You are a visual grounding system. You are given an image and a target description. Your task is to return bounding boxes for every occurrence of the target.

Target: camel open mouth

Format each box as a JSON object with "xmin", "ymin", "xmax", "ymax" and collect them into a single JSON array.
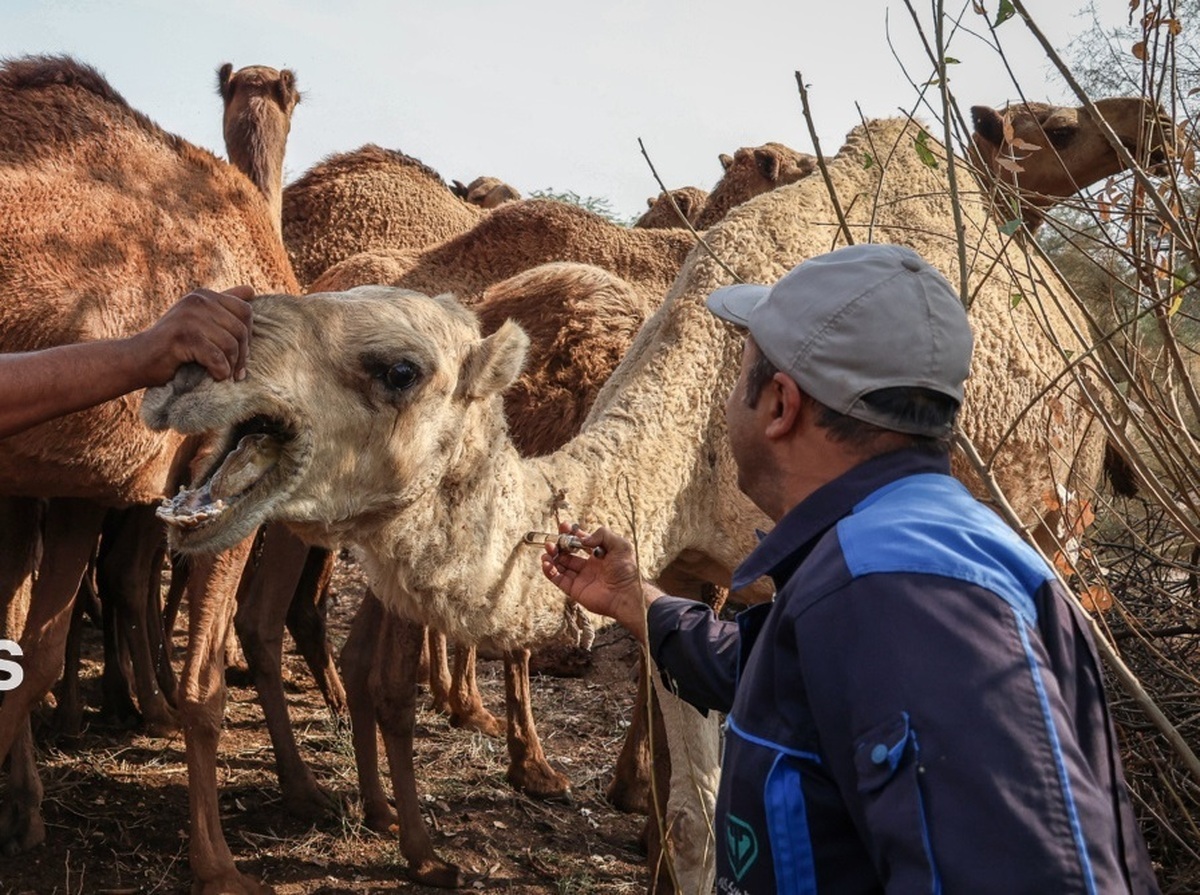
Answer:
[{"xmin": 157, "ymin": 414, "xmax": 294, "ymax": 542}]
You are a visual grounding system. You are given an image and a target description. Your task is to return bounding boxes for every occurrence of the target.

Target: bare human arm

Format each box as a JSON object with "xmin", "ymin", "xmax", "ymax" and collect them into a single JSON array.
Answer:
[
  {"xmin": 540, "ymin": 522, "xmax": 665, "ymax": 643},
  {"xmin": 0, "ymin": 286, "xmax": 253, "ymax": 439}
]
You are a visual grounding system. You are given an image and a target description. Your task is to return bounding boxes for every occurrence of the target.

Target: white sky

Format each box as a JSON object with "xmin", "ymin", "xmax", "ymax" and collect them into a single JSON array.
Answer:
[{"xmin": 2, "ymin": 1, "xmax": 1133, "ymax": 221}]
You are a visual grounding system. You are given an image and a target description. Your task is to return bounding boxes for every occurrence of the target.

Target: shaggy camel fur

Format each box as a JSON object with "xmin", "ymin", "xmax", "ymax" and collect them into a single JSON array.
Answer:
[
  {"xmin": 633, "ymin": 186, "xmax": 709, "ymax": 229},
  {"xmin": 218, "ymin": 62, "xmax": 300, "ymax": 237},
  {"xmin": 0, "ymin": 54, "xmax": 296, "ymax": 886},
  {"xmin": 693, "ymin": 141, "xmax": 817, "ymax": 228},
  {"xmin": 143, "ymin": 104, "xmax": 1176, "ymax": 892},
  {"xmin": 451, "ymin": 175, "xmax": 521, "ymax": 208},
  {"xmin": 281, "ymin": 144, "xmax": 482, "ymax": 286}
]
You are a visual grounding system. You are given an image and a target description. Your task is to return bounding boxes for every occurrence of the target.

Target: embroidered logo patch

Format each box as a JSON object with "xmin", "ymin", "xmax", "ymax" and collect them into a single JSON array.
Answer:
[{"xmin": 725, "ymin": 814, "xmax": 759, "ymax": 881}]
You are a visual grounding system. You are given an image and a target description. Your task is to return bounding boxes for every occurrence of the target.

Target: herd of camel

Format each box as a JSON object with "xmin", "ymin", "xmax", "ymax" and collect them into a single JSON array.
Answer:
[{"xmin": 0, "ymin": 53, "xmax": 1183, "ymax": 894}]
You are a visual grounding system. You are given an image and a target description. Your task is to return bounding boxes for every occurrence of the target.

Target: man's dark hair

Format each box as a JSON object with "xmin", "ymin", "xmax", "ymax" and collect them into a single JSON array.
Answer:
[{"xmin": 743, "ymin": 342, "xmax": 958, "ymax": 454}]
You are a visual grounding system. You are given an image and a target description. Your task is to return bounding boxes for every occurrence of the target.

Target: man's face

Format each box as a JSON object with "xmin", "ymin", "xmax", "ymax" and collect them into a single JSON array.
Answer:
[{"xmin": 725, "ymin": 337, "xmax": 763, "ymax": 499}]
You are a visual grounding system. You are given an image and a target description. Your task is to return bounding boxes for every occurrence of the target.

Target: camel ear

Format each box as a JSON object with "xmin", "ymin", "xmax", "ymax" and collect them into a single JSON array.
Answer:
[
  {"xmin": 755, "ymin": 148, "xmax": 781, "ymax": 182},
  {"xmin": 458, "ymin": 320, "xmax": 529, "ymax": 399},
  {"xmin": 675, "ymin": 193, "xmax": 694, "ymax": 216},
  {"xmin": 971, "ymin": 105, "xmax": 1004, "ymax": 147},
  {"xmin": 646, "ymin": 196, "xmax": 655, "ymax": 209},
  {"xmin": 216, "ymin": 63, "xmax": 234, "ymax": 100},
  {"xmin": 718, "ymin": 153, "xmax": 734, "ymax": 171},
  {"xmin": 451, "ymin": 180, "xmax": 469, "ymax": 199},
  {"xmin": 276, "ymin": 69, "xmax": 300, "ymax": 108}
]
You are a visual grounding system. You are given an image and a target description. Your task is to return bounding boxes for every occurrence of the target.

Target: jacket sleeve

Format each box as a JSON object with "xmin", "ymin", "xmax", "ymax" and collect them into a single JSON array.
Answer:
[{"xmin": 646, "ymin": 595, "xmax": 740, "ymax": 713}]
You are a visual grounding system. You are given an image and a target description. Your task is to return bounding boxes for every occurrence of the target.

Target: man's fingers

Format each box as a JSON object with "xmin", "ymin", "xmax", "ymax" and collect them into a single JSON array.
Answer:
[{"xmin": 221, "ymin": 284, "xmax": 255, "ymax": 301}]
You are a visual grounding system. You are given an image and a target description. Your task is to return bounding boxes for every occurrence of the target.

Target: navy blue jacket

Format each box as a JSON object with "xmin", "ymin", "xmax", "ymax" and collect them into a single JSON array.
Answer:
[{"xmin": 648, "ymin": 449, "xmax": 1158, "ymax": 894}]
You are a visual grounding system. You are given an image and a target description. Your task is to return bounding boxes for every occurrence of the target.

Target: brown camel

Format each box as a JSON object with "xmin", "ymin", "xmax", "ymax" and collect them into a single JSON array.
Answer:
[
  {"xmin": 451, "ymin": 175, "xmax": 521, "ymax": 208},
  {"xmin": 0, "ymin": 55, "xmax": 297, "ymax": 895},
  {"xmin": 218, "ymin": 62, "xmax": 301, "ymax": 236},
  {"xmin": 971, "ymin": 97, "xmax": 1177, "ymax": 228},
  {"xmin": 633, "ymin": 186, "xmax": 709, "ymax": 229},
  {"xmin": 693, "ymin": 141, "xmax": 817, "ymax": 228},
  {"xmin": 281, "ymin": 144, "xmax": 483, "ymax": 286},
  {"xmin": 311, "ymin": 197, "xmax": 695, "ymax": 308}
]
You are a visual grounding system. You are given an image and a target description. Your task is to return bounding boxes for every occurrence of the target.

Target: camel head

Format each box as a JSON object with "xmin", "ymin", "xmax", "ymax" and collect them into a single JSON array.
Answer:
[
  {"xmin": 141, "ymin": 287, "xmax": 529, "ymax": 554},
  {"xmin": 970, "ymin": 96, "xmax": 1179, "ymax": 227},
  {"xmin": 451, "ymin": 176, "xmax": 521, "ymax": 209},
  {"xmin": 634, "ymin": 186, "xmax": 709, "ymax": 229},
  {"xmin": 217, "ymin": 62, "xmax": 301, "ymax": 232},
  {"xmin": 694, "ymin": 142, "xmax": 817, "ymax": 228}
]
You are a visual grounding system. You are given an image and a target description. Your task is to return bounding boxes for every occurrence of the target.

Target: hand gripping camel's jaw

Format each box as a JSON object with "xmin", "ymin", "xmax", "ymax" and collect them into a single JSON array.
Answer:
[{"xmin": 156, "ymin": 431, "xmax": 282, "ymax": 532}]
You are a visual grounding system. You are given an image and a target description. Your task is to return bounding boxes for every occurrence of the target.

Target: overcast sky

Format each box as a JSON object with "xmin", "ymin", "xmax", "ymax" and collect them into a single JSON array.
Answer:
[{"xmin": 3, "ymin": 1, "xmax": 1132, "ymax": 221}]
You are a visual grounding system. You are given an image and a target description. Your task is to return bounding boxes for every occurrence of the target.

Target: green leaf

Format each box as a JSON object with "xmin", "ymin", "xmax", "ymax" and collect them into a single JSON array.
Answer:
[
  {"xmin": 862, "ymin": 152, "xmax": 875, "ymax": 170},
  {"xmin": 995, "ymin": 0, "xmax": 1016, "ymax": 25},
  {"xmin": 1168, "ymin": 292, "xmax": 1184, "ymax": 317},
  {"xmin": 1010, "ymin": 292, "xmax": 1024, "ymax": 308},
  {"xmin": 943, "ymin": 56, "xmax": 961, "ymax": 64},
  {"xmin": 914, "ymin": 130, "xmax": 938, "ymax": 169},
  {"xmin": 999, "ymin": 219, "xmax": 1022, "ymax": 235}
]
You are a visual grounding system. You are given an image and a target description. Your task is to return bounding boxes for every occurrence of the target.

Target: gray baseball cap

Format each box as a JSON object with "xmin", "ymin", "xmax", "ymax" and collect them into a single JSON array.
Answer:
[{"xmin": 707, "ymin": 243, "xmax": 973, "ymax": 436}]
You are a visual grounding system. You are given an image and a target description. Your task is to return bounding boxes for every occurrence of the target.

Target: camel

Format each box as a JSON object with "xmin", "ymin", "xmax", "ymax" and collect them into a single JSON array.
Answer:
[
  {"xmin": 311, "ymin": 198, "xmax": 695, "ymax": 308},
  {"xmin": 971, "ymin": 97, "xmax": 1177, "ymax": 228},
  {"xmin": 218, "ymin": 62, "xmax": 300, "ymax": 237},
  {"xmin": 633, "ymin": 186, "xmax": 709, "ymax": 229},
  {"xmin": 0, "ymin": 53, "xmax": 297, "ymax": 878},
  {"xmin": 54, "ymin": 61, "xmax": 307, "ymax": 735},
  {"xmin": 693, "ymin": 141, "xmax": 817, "ymax": 228},
  {"xmin": 451, "ymin": 175, "xmax": 521, "ymax": 208},
  {"xmin": 142, "ymin": 95, "xmax": 1178, "ymax": 891},
  {"xmin": 281, "ymin": 145, "xmax": 483, "ymax": 286}
]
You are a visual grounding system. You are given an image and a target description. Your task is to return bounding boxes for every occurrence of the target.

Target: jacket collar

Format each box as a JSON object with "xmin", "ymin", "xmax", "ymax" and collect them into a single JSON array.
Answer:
[{"xmin": 731, "ymin": 447, "xmax": 953, "ymax": 591}]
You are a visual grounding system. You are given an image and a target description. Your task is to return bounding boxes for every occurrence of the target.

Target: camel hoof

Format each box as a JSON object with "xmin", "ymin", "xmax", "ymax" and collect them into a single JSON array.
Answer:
[
  {"xmin": 191, "ymin": 871, "xmax": 275, "ymax": 895},
  {"xmin": 362, "ymin": 802, "xmax": 399, "ymax": 834},
  {"xmin": 449, "ymin": 708, "xmax": 505, "ymax": 739},
  {"xmin": 507, "ymin": 762, "xmax": 572, "ymax": 802},
  {"xmin": 282, "ymin": 782, "xmax": 344, "ymax": 821},
  {"xmin": 406, "ymin": 858, "xmax": 469, "ymax": 889},
  {"xmin": 0, "ymin": 804, "xmax": 46, "ymax": 855}
]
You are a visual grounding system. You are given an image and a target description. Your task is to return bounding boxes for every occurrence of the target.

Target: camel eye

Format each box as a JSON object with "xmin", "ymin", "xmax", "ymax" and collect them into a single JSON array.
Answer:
[
  {"xmin": 383, "ymin": 361, "xmax": 420, "ymax": 391},
  {"xmin": 1045, "ymin": 127, "xmax": 1074, "ymax": 150}
]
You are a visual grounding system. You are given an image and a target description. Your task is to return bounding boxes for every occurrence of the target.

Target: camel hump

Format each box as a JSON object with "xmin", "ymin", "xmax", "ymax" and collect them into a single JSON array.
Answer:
[
  {"xmin": 294, "ymin": 144, "xmax": 447, "ymax": 191},
  {"xmin": 0, "ymin": 54, "xmax": 130, "ymax": 108}
]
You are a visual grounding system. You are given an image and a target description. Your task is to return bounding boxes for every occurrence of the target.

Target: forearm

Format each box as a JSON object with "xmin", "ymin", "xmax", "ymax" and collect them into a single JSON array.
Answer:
[
  {"xmin": 647, "ymin": 595, "xmax": 740, "ymax": 713},
  {"xmin": 0, "ymin": 337, "xmax": 147, "ymax": 438}
]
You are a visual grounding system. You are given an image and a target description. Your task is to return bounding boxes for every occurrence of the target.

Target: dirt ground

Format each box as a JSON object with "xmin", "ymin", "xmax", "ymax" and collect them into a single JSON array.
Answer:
[{"xmin": 1, "ymin": 555, "xmax": 651, "ymax": 895}]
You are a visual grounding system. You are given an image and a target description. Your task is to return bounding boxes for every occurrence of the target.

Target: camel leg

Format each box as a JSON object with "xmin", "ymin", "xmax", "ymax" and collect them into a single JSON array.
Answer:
[
  {"xmin": 648, "ymin": 666, "xmax": 720, "ymax": 895},
  {"xmin": 53, "ymin": 583, "xmax": 91, "ymax": 736},
  {"xmin": 180, "ymin": 541, "xmax": 273, "ymax": 895},
  {"xmin": 96, "ymin": 505, "xmax": 177, "ymax": 733},
  {"xmin": 234, "ymin": 523, "xmax": 338, "ymax": 819},
  {"xmin": 372, "ymin": 611, "xmax": 465, "ymax": 888},
  {"xmin": 0, "ymin": 497, "xmax": 105, "ymax": 854},
  {"xmin": 502, "ymin": 649, "xmax": 571, "ymax": 800},
  {"xmin": 341, "ymin": 591, "xmax": 395, "ymax": 833},
  {"xmin": 447, "ymin": 641, "xmax": 504, "ymax": 736},
  {"xmin": 424, "ymin": 627, "xmax": 452, "ymax": 715},
  {"xmin": 283, "ymin": 544, "xmax": 347, "ymax": 718},
  {"xmin": 607, "ymin": 654, "xmax": 653, "ymax": 814},
  {"xmin": 0, "ymin": 720, "xmax": 44, "ymax": 854}
]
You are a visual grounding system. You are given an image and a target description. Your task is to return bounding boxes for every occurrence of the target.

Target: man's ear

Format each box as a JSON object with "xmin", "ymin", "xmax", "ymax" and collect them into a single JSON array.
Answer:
[{"xmin": 764, "ymin": 373, "xmax": 804, "ymax": 439}]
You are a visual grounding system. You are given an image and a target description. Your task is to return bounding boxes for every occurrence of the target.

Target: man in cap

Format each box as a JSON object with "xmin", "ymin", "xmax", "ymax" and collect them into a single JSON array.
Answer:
[{"xmin": 541, "ymin": 243, "xmax": 1157, "ymax": 892}]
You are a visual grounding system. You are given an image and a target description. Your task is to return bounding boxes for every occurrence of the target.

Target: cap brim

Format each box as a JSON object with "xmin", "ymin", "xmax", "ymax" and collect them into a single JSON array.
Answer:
[{"xmin": 706, "ymin": 283, "xmax": 770, "ymax": 326}]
